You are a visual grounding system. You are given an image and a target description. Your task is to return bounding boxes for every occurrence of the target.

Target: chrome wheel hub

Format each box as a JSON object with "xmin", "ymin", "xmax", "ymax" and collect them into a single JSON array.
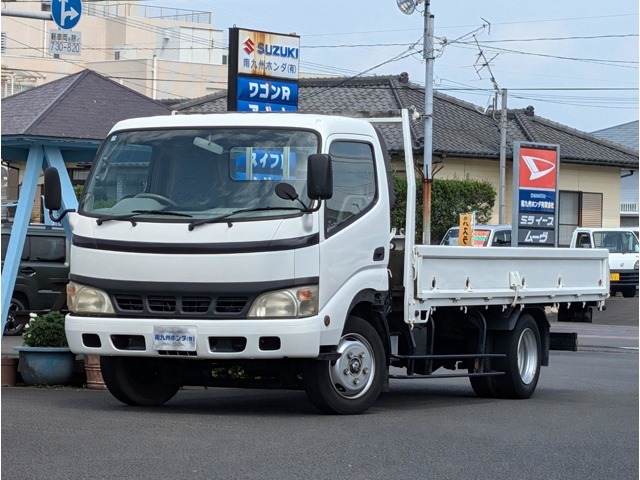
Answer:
[{"xmin": 328, "ymin": 333, "xmax": 376, "ymax": 399}]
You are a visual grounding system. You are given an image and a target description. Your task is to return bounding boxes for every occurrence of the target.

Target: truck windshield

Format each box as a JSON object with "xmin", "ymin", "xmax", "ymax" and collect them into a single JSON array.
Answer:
[
  {"xmin": 80, "ymin": 128, "xmax": 319, "ymax": 222},
  {"xmin": 593, "ymin": 231, "xmax": 639, "ymax": 254}
]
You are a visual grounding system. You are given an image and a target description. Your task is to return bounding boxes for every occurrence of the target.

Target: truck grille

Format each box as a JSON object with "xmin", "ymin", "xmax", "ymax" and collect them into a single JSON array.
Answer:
[
  {"xmin": 113, "ymin": 294, "xmax": 248, "ymax": 317},
  {"xmin": 612, "ymin": 271, "xmax": 639, "ymax": 286}
]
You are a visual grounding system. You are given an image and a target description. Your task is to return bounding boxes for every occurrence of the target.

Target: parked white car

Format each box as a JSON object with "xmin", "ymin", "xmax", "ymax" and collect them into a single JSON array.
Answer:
[{"xmin": 570, "ymin": 227, "xmax": 639, "ymax": 298}]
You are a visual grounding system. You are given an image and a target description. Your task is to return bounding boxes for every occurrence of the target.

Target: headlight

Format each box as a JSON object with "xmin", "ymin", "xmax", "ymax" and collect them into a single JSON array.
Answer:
[
  {"xmin": 67, "ymin": 281, "xmax": 115, "ymax": 314},
  {"xmin": 635, "ymin": 260, "xmax": 639, "ymax": 270},
  {"xmin": 248, "ymin": 286, "xmax": 318, "ymax": 318}
]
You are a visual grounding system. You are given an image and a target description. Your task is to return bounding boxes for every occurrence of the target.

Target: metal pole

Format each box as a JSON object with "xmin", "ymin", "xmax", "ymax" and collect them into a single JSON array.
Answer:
[
  {"xmin": 499, "ymin": 89, "xmax": 507, "ymax": 224},
  {"xmin": 422, "ymin": 1, "xmax": 434, "ymax": 244},
  {"xmin": 0, "ymin": 10, "xmax": 53, "ymax": 20}
]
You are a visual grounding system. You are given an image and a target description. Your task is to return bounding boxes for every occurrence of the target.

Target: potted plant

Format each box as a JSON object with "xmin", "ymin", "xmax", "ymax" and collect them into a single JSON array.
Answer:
[{"xmin": 15, "ymin": 311, "xmax": 75, "ymax": 386}]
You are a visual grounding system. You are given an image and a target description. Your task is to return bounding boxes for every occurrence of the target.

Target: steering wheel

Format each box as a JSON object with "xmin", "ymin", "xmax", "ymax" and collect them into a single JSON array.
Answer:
[{"xmin": 134, "ymin": 193, "xmax": 177, "ymax": 206}]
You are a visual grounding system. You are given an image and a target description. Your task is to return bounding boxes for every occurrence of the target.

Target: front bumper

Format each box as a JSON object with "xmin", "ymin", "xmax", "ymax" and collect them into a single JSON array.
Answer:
[
  {"xmin": 610, "ymin": 269, "xmax": 639, "ymax": 287},
  {"xmin": 65, "ymin": 315, "xmax": 323, "ymax": 359}
]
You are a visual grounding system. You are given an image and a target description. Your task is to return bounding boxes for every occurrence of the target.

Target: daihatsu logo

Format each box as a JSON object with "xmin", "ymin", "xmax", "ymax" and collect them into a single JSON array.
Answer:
[{"xmin": 522, "ymin": 155, "xmax": 556, "ymax": 181}]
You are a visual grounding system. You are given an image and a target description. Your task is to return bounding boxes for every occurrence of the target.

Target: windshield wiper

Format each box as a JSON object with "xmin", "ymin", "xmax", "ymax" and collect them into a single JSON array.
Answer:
[
  {"xmin": 188, "ymin": 207, "xmax": 303, "ymax": 231},
  {"xmin": 96, "ymin": 210, "xmax": 193, "ymax": 226}
]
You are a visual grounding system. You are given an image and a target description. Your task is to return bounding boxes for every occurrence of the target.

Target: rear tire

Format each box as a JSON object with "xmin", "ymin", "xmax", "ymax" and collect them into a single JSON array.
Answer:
[
  {"xmin": 621, "ymin": 286, "xmax": 636, "ymax": 298},
  {"xmin": 101, "ymin": 357, "xmax": 180, "ymax": 406},
  {"xmin": 304, "ymin": 315, "xmax": 385, "ymax": 414},
  {"xmin": 4, "ymin": 297, "xmax": 27, "ymax": 336},
  {"xmin": 492, "ymin": 314, "xmax": 541, "ymax": 399}
]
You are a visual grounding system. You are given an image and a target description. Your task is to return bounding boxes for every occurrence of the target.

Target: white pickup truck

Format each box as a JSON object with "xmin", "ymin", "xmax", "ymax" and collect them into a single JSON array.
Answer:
[
  {"xmin": 570, "ymin": 227, "xmax": 638, "ymax": 298},
  {"xmin": 44, "ymin": 110, "xmax": 609, "ymax": 414}
]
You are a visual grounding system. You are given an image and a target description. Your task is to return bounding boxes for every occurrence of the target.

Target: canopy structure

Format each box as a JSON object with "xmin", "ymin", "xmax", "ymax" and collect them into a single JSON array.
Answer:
[{"xmin": 1, "ymin": 69, "xmax": 171, "ymax": 333}]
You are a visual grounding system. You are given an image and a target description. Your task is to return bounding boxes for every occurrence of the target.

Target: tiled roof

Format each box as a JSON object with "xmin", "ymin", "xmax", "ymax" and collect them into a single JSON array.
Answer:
[
  {"xmin": 1, "ymin": 69, "xmax": 171, "ymax": 140},
  {"xmin": 173, "ymin": 74, "xmax": 638, "ymax": 169},
  {"xmin": 592, "ymin": 121, "xmax": 639, "ymax": 152}
]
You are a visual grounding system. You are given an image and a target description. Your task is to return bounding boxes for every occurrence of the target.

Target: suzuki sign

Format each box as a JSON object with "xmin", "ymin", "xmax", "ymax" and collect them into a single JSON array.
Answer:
[
  {"xmin": 512, "ymin": 142, "xmax": 560, "ymax": 247},
  {"xmin": 228, "ymin": 28, "xmax": 300, "ymax": 111}
]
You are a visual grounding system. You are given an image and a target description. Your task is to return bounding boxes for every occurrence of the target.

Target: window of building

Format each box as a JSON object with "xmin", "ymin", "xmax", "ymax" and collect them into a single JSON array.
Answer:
[{"xmin": 558, "ymin": 191, "xmax": 603, "ymax": 246}]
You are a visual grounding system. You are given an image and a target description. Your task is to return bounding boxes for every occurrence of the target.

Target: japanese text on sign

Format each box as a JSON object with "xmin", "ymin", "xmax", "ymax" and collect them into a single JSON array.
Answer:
[
  {"xmin": 49, "ymin": 29, "xmax": 81, "ymax": 56},
  {"xmin": 237, "ymin": 77, "xmax": 298, "ymax": 106}
]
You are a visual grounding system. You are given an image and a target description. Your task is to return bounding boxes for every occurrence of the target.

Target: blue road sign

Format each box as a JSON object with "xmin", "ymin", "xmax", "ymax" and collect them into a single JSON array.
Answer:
[{"xmin": 52, "ymin": 0, "xmax": 82, "ymax": 30}]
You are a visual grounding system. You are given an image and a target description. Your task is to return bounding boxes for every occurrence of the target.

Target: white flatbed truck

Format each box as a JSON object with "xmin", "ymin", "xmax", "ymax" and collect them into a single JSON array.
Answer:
[{"xmin": 44, "ymin": 110, "xmax": 609, "ymax": 414}]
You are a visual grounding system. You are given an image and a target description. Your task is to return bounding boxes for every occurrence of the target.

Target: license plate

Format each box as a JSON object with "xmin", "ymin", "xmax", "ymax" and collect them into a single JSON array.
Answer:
[
  {"xmin": 153, "ymin": 326, "xmax": 196, "ymax": 351},
  {"xmin": 610, "ymin": 273, "xmax": 620, "ymax": 282}
]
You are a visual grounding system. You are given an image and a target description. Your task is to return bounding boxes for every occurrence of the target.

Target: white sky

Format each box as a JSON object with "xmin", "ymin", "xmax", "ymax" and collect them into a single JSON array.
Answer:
[{"xmin": 151, "ymin": 0, "xmax": 638, "ymax": 133}]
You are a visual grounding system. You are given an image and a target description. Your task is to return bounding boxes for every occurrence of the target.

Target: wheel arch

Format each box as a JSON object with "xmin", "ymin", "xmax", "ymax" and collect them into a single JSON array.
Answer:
[
  {"xmin": 11, "ymin": 288, "xmax": 30, "ymax": 308},
  {"xmin": 483, "ymin": 307, "xmax": 549, "ymax": 366},
  {"xmin": 346, "ymin": 289, "xmax": 391, "ymax": 364}
]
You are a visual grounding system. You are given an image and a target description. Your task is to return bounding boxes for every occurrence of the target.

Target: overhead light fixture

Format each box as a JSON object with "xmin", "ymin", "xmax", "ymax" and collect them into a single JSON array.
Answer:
[{"xmin": 396, "ymin": 0, "xmax": 415, "ymax": 15}]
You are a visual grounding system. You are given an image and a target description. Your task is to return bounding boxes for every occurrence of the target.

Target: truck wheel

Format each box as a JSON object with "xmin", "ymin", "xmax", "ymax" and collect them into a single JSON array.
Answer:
[
  {"xmin": 493, "ymin": 314, "xmax": 541, "ymax": 399},
  {"xmin": 4, "ymin": 297, "xmax": 27, "ymax": 336},
  {"xmin": 304, "ymin": 315, "xmax": 385, "ymax": 415},
  {"xmin": 100, "ymin": 357, "xmax": 180, "ymax": 406},
  {"xmin": 621, "ymin": 286, "xmax": 636, "ymax": 298}
]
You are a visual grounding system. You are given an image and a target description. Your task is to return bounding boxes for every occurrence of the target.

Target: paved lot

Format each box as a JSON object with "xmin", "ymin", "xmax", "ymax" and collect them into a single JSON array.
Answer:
[
  {"xmin": 1, "ymin": 349, "xmax": 637, "ymax": 480},
  {"xmin": 1, "ymin": 296, "xmax": 637, "ymax": 479}
]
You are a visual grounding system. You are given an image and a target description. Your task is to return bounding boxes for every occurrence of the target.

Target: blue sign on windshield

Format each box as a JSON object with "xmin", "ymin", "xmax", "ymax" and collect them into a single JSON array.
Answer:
[{"xmin": 231, "ymin": 149, "xmax": 297, "ymax": 181}]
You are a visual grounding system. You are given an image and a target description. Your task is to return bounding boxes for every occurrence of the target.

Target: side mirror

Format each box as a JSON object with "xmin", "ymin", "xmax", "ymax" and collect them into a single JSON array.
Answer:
[
  {"xmin": 307, "ymin": 154, "xmax": 332, "ymax": 200},
  {"xmin": 44, "ymin": 167, "xmax": 74, "ymax": 222},
  {"xmin": 44, "ymin": 167, "xmax": 62, "ymax": 211}
]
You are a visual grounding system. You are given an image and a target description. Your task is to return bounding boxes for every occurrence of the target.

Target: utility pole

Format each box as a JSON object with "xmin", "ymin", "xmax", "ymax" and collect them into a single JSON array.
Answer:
[
  {"xmin": 422, "ymin": 1, "xmax": 434, "ymax": 244},
  {"xmin": 397, "ymin": 0, "xmax": 435, "ymax": 244},
  {"xmin": 499, "ymin": 89, "xmax": 507, "ymax": 224}
]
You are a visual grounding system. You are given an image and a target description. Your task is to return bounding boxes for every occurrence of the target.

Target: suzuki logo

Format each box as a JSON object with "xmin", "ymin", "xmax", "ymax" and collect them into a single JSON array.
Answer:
[
  {"xmin": 522, "ymin": 155, "xmax": 556, "ymax": 181},
  {"xmin": 243, "ymin": 38, "xmax": 255, "ymax": 55}
]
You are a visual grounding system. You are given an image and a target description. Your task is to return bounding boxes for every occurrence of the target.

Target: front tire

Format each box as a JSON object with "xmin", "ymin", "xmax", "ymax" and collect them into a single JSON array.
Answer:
[
  {"xmin": 101, "ymin": 357, "xmax": 180, "ymax": 406},
  {"xmin": 492, "ymin": 314, "xmax": 541, "ymax": 399},
  {"xmin": 304, "ymin": 315, "xmax": 385, "ymax": 414}
]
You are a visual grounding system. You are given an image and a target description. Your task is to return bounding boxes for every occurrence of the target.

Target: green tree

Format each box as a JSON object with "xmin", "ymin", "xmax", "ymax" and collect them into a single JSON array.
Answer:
[
  {"xmin": 73, "ymin": 184, "xmax": 83, "ymax": 200},
  {"xmin": 392, "ymin": 175, "xmax": 496, "ymax": 244}
]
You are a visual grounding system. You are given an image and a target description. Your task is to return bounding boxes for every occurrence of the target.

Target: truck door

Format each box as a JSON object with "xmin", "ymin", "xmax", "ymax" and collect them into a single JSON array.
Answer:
[{"xmin": 318, "ymin": 138, "xmax": 389, "ymax": 308}]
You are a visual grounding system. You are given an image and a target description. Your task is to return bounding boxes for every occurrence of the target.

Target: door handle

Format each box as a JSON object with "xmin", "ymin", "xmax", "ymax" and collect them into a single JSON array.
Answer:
[
  {"xmin": 20, "ymin": 267, "xmax": 36, "ymax": 277},
  {"xmin": 373, "ymin": 247, "xmax": 385, "ymax": 262}
]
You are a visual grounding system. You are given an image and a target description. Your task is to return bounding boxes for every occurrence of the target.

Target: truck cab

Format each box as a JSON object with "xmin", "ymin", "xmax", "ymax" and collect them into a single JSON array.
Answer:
[{"xmin": 570, "ymin": 227, "xmax": 639, "ymax": 297}]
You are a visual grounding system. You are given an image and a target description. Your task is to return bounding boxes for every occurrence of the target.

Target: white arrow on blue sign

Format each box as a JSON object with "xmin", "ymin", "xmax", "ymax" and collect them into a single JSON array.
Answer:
[{"xmin": 52, "ymin": 0, "xmax": 82, "ymax": 30}]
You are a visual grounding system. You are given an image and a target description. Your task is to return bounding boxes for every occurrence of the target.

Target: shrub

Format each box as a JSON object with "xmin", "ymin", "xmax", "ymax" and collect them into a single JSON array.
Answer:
[
  {"xmin": 392, "ymin": 175, "xmax": 496, "ymax": 244},
  {"xmin": 22, "ymin": 311, "xmax": 68, "ymax": 348}
]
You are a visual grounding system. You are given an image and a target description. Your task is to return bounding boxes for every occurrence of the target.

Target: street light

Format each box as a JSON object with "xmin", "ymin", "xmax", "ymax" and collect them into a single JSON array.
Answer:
[
  {"xmin": 397, "ymin": 0, "xmax": 434, "ymax": 244},
  {"xmin": 396, "ymin": 0, "xmax": 416, "ymax": 14}
]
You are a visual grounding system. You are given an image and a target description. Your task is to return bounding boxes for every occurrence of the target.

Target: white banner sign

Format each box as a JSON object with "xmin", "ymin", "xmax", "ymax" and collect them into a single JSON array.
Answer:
[
  {"xmin": 49, "ymin": 29, "xmax": 81, "ymax": 56},
  {"xmin": 236, "ymin": 29, "xmax": 300, "ymax": 80}
]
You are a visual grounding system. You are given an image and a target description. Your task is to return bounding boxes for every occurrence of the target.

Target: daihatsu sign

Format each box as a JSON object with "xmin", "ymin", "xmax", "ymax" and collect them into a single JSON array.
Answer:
[
  {"xmin": 511, "ymin": 142, "xmax": 560, "ymax": 247},
  {"xmin": 228, "ymin": 28, "xmax": 300, "ymax": 112}
]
